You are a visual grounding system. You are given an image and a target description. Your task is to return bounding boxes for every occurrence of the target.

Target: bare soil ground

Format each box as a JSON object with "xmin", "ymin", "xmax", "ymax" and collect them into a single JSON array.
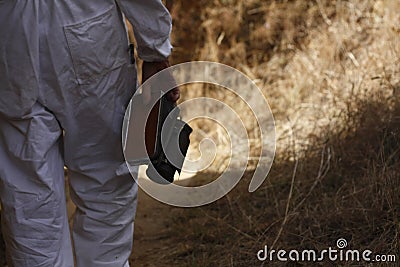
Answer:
[{"xmin": 129, "ymin": 188, "xmax": 177, "ymax": 266}]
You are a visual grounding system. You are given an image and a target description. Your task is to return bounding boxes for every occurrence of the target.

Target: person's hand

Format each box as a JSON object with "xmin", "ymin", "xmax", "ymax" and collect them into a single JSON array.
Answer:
[{"xmin": 142, "ymin": 60, "xmax": 180, "ymax": 104}]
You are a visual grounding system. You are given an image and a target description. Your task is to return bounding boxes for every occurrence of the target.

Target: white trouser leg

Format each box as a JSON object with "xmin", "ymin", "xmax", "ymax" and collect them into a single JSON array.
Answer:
[
  {"xmin": 0, "ymin": 104, "xmax": 74, "ymax": 267},
  {"xmin": 58, "ymin": 65, "xmax": 138, "ymax": 267},
  {"xmin": 68, "ymin": 169, "xmax": 137, "ymax": 267}
]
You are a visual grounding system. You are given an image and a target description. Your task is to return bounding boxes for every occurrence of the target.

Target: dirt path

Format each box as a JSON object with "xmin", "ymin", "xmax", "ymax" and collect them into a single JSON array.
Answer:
[{"xmin": 129, "ymin": 188, "xmax": 177, "ymax": 266}]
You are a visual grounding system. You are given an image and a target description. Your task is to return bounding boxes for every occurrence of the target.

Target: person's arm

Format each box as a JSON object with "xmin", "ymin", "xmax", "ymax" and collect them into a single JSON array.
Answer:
[
  {"xmin": 117, "ymin": 0, "xmax": 179, "ymax": 102},
  {"xmin": 117, "ymin": 0, "xmax": 172, "ymax": 62}
]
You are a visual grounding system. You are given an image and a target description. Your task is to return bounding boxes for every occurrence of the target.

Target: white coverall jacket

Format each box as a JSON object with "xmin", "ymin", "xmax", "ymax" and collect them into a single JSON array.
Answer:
[{"xmin": 0, "ymin": 1, "xmax": 172, "ymax": 266}]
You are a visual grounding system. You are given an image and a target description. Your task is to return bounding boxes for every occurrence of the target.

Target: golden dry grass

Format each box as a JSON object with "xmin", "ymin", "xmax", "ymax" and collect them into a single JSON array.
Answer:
[
  {"xmin": 141, "ymin": 0, "xmax": 400, "ymax": 266},
  {"xmin": 171, "ymin": 0, "xmax": 399, "ymax": 159}
]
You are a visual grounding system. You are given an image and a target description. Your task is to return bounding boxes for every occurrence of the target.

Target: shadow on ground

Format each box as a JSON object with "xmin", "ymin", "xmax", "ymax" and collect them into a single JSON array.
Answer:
[{"xmin": 130, "ymin": 96, "xmax": 400, "ymax": 266}]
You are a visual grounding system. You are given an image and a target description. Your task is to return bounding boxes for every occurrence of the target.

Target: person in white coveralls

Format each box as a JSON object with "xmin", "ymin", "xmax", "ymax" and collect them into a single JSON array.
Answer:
[{"xmin": 0, "ymin": 0, "xmax": 179, "ymax": 266}]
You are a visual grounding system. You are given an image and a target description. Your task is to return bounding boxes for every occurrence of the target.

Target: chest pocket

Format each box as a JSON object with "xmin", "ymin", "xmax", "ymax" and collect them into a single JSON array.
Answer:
[{"xmin": 64, "ymin": 6, "xmax": 128, "ymax": 85}]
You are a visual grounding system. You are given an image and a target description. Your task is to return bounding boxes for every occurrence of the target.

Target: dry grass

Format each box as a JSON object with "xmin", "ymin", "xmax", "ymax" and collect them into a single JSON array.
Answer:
[
  {"xmin": 160, "ymin": 94, "xmax": 400, "ymax": 266},
  {"xmin": 171, "ymin": 0, "xmax": 399, "ymax": 159},
  {"xmin": 149, "ymin": 0, "xmax": 400, "ymax": 265}
]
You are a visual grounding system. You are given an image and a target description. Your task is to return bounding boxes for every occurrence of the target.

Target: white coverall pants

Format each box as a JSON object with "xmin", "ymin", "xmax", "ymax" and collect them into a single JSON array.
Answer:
[{"xmin": 0, "ymin": 1, "xmax": 172, "ymax": 266}]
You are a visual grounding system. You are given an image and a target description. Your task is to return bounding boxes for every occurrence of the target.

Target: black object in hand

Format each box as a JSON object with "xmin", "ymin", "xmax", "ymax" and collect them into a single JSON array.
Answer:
[{"xmin": 145, "ymin": 94, "xmax": 192, "ymax": 184}]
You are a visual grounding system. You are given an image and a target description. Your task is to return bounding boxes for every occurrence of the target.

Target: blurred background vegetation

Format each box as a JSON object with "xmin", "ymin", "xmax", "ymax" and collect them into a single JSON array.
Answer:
[{"xmin": 130, "ymin": 0, "xmax": 400, "ymax": 266}]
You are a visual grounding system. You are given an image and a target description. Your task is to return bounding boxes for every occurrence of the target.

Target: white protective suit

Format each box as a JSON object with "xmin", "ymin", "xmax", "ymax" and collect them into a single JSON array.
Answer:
[{"xmin": 0, "ymin": 1, "xmax": 172, "ymax": 266}]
